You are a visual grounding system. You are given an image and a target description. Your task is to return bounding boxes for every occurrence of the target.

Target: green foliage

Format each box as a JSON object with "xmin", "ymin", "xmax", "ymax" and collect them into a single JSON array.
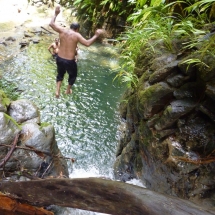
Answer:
[
  {"xmin": 185, "ymin": 0, "xmax": 215, "ymax": 20},
  {"xmin": 0, "ymin": 90, "xmax": 10, "ymax": 107},
  {"xmin": 179, "ymin": 58, "xmax": 209, "ymax": 70},
  {"xmin": 179, "ymin": 32, "xmax": 215, "ymax": 70},
  {"xmin": 113, "ymin": 67, "xmax": 139, "ymax": 88},
  {"xmin": 27, "ymin": 0, "xmax": 215, "ymax": 89},
  {"xmin": 39, "ymin": 122, "xmax": 51, "ymax": 130},
  {"xmin": 72, "ymin": 0, "xmax": 131, "ymax": 26},
  {"xmin": 114, "ymin": 0, "xmax": 215, "ymax": 88},
  {"xmin": 127, "ymin": 0, "xmax": 165, "ymax": 25},
  {"xmin": 0, "ymin": 78, "xmax": 20, "ymax": 101}
]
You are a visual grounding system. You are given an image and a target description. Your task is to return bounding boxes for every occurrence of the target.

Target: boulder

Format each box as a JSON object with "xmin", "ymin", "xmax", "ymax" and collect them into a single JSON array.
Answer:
[{"xmin": 9, "ymin": 99, "xmax": 40, "ymax": 124}]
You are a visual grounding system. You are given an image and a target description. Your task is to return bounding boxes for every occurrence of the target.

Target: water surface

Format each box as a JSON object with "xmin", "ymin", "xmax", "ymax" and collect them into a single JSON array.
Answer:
[{"xmin": 0, "ymin": 37, "xmax": 125, "ymax": 214}]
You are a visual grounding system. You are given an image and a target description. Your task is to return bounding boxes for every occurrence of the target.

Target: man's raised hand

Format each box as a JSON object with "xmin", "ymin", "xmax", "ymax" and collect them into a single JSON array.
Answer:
[{"xmin": 55, "ymin": 6, "xmax": 60, "ymax": 16}]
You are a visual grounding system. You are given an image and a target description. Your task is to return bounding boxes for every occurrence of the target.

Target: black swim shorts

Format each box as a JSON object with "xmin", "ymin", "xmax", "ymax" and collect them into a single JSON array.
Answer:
[
  {"xmin": 52, "ymin": 53, "xmax": 58, "ymax": 60},
  {"xmin": 56, "ymin": 55, "xmax": 77, "ymax": 86}
]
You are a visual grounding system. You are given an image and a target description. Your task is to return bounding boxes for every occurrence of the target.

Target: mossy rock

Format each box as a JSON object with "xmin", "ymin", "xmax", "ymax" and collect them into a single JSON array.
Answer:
[
  {"xmin": 137, "ymin": 82, "xmax": 173, "ymax": 119},
  {"xmin": 0, "ymin": 90, "xmax": 10, "ymax": 112}
]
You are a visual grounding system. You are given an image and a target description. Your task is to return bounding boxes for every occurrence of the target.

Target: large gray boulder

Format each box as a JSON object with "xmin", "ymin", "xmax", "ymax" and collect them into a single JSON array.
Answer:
[
  {"xmin": 9, "ymin": 99, "xmax": 40, "ymax": 124},
  {"xmin": 0, "ymin": 112, "xmax": 21, "ymax": 146},
  {"xmin": 0, "ymin": 97, "xmax": 68, "ymax": 179}
]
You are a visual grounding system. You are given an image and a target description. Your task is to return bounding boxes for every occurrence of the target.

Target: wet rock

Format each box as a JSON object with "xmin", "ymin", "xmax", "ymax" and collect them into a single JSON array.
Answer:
[
  {"xmin": 0, "ymin": 112, "xmax": 21, "ymax": 146},
  {"xmin": 205, "ymin": 80, "xmax": 215, "ymax": 100},
  {"xmin": 32, "ymin": 37, "xmax": 40, "ymax": 44},
  {"xmin": 165, "ymin": 137, "xmax": 200, "ymax": 174},
  {"xmin": 9, "ymin": 99, "xmax": 40, "ymax": 124},
  {"xmin": 5, "ymin": 36, "xmax": 16, "ymax": 41},
  {"xmin": 29, "ymin": 27, "xmax": 42, "ymax": 34},
  {"xmin": 24, "ymin": 31, "xmax": 34, "ymax": 37},
  {"xmin": 1, "ymin": 120, "xmax": 69, "ymax": 178},
  {"xmin": 150, "ymin": 54, "xmax": 177, "ymax": 71},
  {"xmin": 0, "ymin": 97, "xmax": 69, "ymax": 178},
  {"xmin": 149, "ymin": 60, "xmax": 180, "ymax": 85},
  {"xmin": 173, "ymin": 82, "xmax": 205, "ymax": 100},
  {"xmin": 137, "ymin": 82, "xmax": 174, "ymax": 119},
  {"xmin": 115, "ymin": 40, "xmax": 215, "ymax": 209},
  {"xmin": 178, "ymin": 116, "xmax": 215, "ymax": 154},
  {"xmin": 20, "ymin": 122, "xmax": 52, "ymax": 152},
  {"xmin": 198, "ymin": 101, "xmax": 215, "ymax": 122},
  {"xmin": 114, "ymin": 136, "xmax": 137, "ymax": 181},
  {"xmin": 154, "ymin": 128, "xmax": 176, "ymax": 139},
  {"xmin": 19, "ymin": 39, "xmax": 30, "ymax": 48},
  {"xmin": 166, "ymin": 72, "xmax": 189, "ymax": 87},
  {"xmin": 154, "ymin": 99, "xmax": 197, "ymax": 131},
  {"xmin": 0, "ymin": 41, "xmax": 7, "ymax": 46}
]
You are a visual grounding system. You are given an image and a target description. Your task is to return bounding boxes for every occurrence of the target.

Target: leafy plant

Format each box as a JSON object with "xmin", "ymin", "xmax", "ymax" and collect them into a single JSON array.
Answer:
[
  {"xmin": 179, "ymin": 58, "xmax": 209, "ymax": 71},
  {"xmin": 0, "ymin": 90, "xmax": 10, "ymax": 107},
  {"xmin": 0, "ymin": 78, "xmax": 20, "ymax": 101},
  {"xmin": 114, "ymin": 0, "xmax": 215, "ymax": 88},
  {"xmin": 185, "ymin": 0, "xmax": 215, "ymax": 20}
]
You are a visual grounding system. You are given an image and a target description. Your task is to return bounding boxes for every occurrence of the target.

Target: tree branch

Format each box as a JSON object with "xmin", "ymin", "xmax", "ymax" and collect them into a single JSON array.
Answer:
[{"xmin": 0, "ymin": 133, "xmax": 20, "ymax": 168}]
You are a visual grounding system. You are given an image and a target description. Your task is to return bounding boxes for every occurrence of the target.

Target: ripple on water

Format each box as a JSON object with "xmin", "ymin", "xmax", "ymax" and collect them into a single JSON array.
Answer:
[
  {"xmin": 1, "ymin": 40, "xmax": 125, "ymax": 215},
  {"xmin": 1, "ymin": 40, "xmax": 125, "ymax": 173}
]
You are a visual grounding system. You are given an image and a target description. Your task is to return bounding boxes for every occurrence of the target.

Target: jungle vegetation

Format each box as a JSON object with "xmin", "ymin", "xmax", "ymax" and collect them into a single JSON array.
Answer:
[{"xmin": 31, "ymin": 0, "xmax": 215, "ymax": 87}]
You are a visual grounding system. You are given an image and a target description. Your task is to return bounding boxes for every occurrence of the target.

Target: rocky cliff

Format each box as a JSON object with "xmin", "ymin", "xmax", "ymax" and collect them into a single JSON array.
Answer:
[{"xmin": 114, "ymin": 38, "xmax": 215, "ymax": 209}]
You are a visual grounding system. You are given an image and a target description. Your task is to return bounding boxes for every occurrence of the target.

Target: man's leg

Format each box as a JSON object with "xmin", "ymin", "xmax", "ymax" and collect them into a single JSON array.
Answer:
[
  {"xmin": 56, "ymin": 81, "xmax": 62, "ymax": 98},
  {"xmin": 66, "ymin": 60, "xmax": 77, "ymax": 95},
  {"xmin": 56, "ymin": 56, "xmax": 66, "ymax": 98},
  {"xmin": 65, "ymin": 85, "xmax": 72, "ymax": 94}
]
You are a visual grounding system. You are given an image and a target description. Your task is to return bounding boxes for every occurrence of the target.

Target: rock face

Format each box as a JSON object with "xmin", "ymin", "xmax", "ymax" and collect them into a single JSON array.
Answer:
[
  {"xmin": 0, "ymin": 95, "xmax": 69, "ymax": 179},
  {"xmin": 114, "ymin": 40, "xmax": 215, "ymax": 209}
]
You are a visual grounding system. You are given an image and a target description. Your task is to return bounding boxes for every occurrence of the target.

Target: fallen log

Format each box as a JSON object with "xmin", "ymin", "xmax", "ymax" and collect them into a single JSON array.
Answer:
[
  {"xmin": 0, "ymin": 178, "xmax": 214, "ymax": 215},
  {"xmin": 41, "ymin": 26, "xmax": 56, "ymax": 34},
  {"xmin": 0, "ymin": 192, "xmax": 53, "ymax": 215}
]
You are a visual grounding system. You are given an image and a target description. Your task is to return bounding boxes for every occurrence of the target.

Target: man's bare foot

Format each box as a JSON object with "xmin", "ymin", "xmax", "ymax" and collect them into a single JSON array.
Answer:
[
  {"xmin": 65, "ymin": 89, "xmax": 72, "ymax": 94},
  {"xmin": 55, "ymin": 92, "xmax": 60, "ymax": 98}
]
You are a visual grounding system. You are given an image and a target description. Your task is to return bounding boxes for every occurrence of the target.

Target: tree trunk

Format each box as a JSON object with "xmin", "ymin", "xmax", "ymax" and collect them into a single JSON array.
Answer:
[
  {"xmin": 0, "ymin": 193, "xmax": 53, "ymax": 215},
  {"xmin": 0, "ymin": 178, "xmax": 214, "ymax": 215}
]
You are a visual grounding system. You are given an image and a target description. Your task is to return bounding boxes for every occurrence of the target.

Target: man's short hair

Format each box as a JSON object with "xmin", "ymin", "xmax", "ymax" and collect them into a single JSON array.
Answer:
[{"xmin": 70, "ymin": 23, "xmax": 80, "ymax": 30}]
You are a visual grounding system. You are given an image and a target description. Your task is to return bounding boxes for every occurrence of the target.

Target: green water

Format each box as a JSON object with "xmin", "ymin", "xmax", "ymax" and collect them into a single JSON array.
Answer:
[{"xmin": 0, "ymin": 37, "xmax": 125, "ymax": 178}]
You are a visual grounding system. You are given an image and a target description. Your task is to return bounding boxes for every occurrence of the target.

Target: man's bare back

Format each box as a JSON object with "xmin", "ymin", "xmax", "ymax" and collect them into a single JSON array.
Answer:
[{"xmin": 50, "ymin": 6, "xmax": 103, "ymax": 60}]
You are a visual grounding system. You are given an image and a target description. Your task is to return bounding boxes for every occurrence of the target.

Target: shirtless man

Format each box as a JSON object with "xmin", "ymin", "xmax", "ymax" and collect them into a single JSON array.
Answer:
[
  {"xmin": 48, "ymin": 38, "xmax": 59, "ymax": 59},
  {"xmin": 49, "ymin": 6, "xmax": 103, "ymax": 98}
]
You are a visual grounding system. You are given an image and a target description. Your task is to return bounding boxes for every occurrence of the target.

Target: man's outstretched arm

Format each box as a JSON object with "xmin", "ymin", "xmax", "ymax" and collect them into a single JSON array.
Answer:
[
  {"xmin": 49, "ymin": 6, "xmax": 64, "ymax": 33},
  {"xmin": 77, "ymin": 29, "xmax": 103, "ymax": 47}
]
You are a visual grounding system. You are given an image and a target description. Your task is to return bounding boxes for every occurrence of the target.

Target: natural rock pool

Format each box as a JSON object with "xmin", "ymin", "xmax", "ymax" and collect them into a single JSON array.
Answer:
[{"xmin": 0, "ymin": 36, "xmax": 125, "ymax": 214}]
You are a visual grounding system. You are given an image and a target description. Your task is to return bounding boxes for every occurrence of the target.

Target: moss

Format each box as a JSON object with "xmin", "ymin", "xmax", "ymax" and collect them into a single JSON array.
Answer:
[
  {"xmin": 134, "ymin": 152, "xmax": 143, "ymax": 173},
  {"xmin": 4, "ymin": 113, "xmax": 21, "ymax": 130},
  {"xmin": 0, "ymin": 90, "xmax": 10, "ymax": 110},
  {"xmin": 138, "ymin": 70, "xmax": 151, "ymax": 85},
  {"xmin": 0, "ymin": 79, "xmax": 20, "ymax": 101},
  {"xmin": 40, "ymin": 122, "xmax": 51, "ymax": 129},
  {"xmin": 138, "ymin": 120, "xmax": 153, "ymax": 146},
  {"xmin": 0, "ymin": 22, "xmax": 15, "ymax": 31},
  {"xmin": 138, "ymin": 83, "xmax": 163, "ymax": 104}
]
